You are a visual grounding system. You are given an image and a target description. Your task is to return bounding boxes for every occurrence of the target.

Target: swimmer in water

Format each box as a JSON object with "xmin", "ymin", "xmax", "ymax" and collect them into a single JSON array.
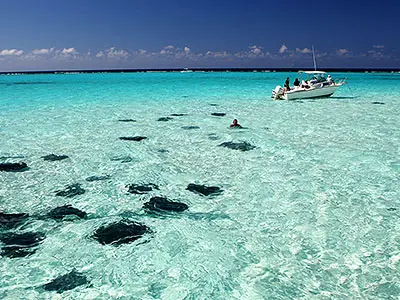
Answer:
[{"xmin": 230, "ymin": 119, "xmax": 242, "ymax": 128}]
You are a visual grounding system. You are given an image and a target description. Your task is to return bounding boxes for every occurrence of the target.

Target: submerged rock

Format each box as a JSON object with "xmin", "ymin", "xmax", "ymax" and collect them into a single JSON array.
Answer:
[
  {"xmin": 208, "ymin": 133, "xmax": 220, "ymax": 140},
  {"xmin": 158, "ymin": 117, "xmax": 173, "ymax": 122},
  {"xmin": 0, "ymin": 212, "xmax": 29, "ymax": 229},
  {"xmin": 43, "ymin": 270, "xmax": 89, "ymax": 293},
  {"xmin": 372, "ymin": 101, "xmax": 385, "ymax": 105},
  {"xmin": 219, "ymin": 141, "xmax": 256, "ymax": 151},
  {"xmin": 118, "ymin": 119, "xmax": 136, "ymax": 122},
  {"xmin": 182, "ymin": 126, "xmax": 200, "ymax": 130},
  {"xmin": 47, "ymin": 205, "xmax": 87, "ymax": 220},
  {"xmin": 55, "ymin": 184, "xmax": 85, "ymax": 198},
  {"xmin": 144, "ymin": 196, "xmax": 188, "ymax": 214},
  {"xmin": 111, "ymin": 156, "xmax": 134, "ymax": 163},
  {"xmin": 41, "ymin": 154, "xmax": 69, "ymax": 161},
  {"xmin": 186, "ymin": 183, "xmax": 223, "ymax": 196},
  {"xmin": 93, "ymin": 220, "xmax": 149, "ymax": 245},
  {"xmin": 119, "ymin": 136, "xmax": 147, "ymax": 141},
  {"xmin": 211, "ymin": 113, "xmax": 226, "ymax": 117},
  {"xmin": 126, "ymin": 183, "xmax": 159, "ymax": 194},
  {"xmin": 85, "ymin": 175, "xmax": 111, "ymax": 182},
  {"xmin": 170, "ymin": 113, "xmax": 186, "ymax": 117},
  {"xmin": 157, "ymin": 149, "xmax": 169, "ymax": 153},
  {"xmin": 0, "ymin": 232, "xmax": 45, "ymax": 258},
  {"xmin": 0, "ymin": 162, "xmax": 28, "ymax": 172}
]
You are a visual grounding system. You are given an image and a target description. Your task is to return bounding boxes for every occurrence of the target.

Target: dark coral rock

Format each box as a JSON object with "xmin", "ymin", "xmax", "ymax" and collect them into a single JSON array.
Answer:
[
  {"xmin": 85, "ymin": 175, "xmax": 111, "ymax": 182},
  {"xmin": 0, "ymin": 232, "xmax": 45, "ymax": 258},
  {"xmin": 0, "ymin": 162, "xmax": 28, "ymax": 172},
  {"xmin": 93, "ymin": 220, "xmax": 149, "ymax": 245},
  {"xmin": 218, "ymin": 141, "xmax": 256, "ymax": 151},
  {"xmin": 126, "ymin": 183, "xmax": 159, "ymax": 194},
  {"xmin": 0, "ymin": 212, "xmax": 29, "ymax": 229},
  {"xmin": 55, "ymin": 184, "xmax": 85, "ymax": 198},
  {"xmin": 181, "ymin": 126, "xmax": 200, "ymax": 130},
  {"xmin": 211, "ymin": 113, "xmax": 226, "ymax": 117},
  {"xmin": 144, "ymin": 196, "xmax": 188, "ymax": 214},
  {"xmin": 158, "ymin": 117, "xmax": 173, "ymax": 122},
  {"xmin": 209, "ymin": 103, "xmax": 218, "ymax": 106},
  {"xmin": 372, "ymin": 102, "xmax": 385, "ymax": 105},
  {"xmin": 111, "ymin": 156, "xmax": 134, "ymax": 163},
  {"xmin": 186, "ymin": 183, "xmax": 223, "ymax": 196},
  {"xmin": 43, "ymin": 270, "xmax": 89, "ymax": 293},
  {"xmin": 119, "ymin": 136, "xmax": 147, "ymax": 141},
  {"xmin": 47, "ymin": 205, "xmax": 87, "ymax": 220},
  {"xmin": 170, "ymin": 113, "xmax": 186, "ymax": 117},
  {"xmin": 118, "ymin": 119, "xmax": 136, "ymax": 122},
  {"xmin": 41, "ymin": 154, "xmax": 69, "ymax": 161}
]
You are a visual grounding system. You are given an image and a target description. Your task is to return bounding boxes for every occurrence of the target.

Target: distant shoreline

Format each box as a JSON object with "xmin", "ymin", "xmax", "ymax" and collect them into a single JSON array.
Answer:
[{"xmin": 1, "ymin": 67, "xmax": 399, "ymax": 75}]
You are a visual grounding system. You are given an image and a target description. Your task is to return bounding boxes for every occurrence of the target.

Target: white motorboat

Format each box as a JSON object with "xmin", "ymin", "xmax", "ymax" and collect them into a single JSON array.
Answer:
[
  {"xmin": 180, "ymin": 68, "xmax": 193, "ymax": 73},
  {"xmin": 272, "ymin": 71, "xmax": 346, "ymax": 100}
]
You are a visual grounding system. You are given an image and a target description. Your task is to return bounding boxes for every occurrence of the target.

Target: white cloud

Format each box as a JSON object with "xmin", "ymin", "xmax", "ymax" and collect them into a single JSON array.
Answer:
[
  {"xmin": 95, "ymin": 51, "xmax": 104, "ymax": 58},
  {"xmin": 206, "ymin": 50, "xmax": 230, "ymax": 58},
  {"xmin": 373, "ymin": 45, "xmax": 384, "ymax": 49},
  {"xmin": 249, "ymin": 45, "xmax": 263, "ymax": 56},
  {"xmin": 62, "ymin": 47, "xmax": 78, "ymax": 55},
  {"xmin": 296, "ymin": 47, "xmax": 312, "ymax": 54},
  {"xmin": 279, "ymin": 44, "xmax": 288, "ymax": 54},
  {"xmin": 336, "ymin": 48, "xmax": 349, "ymax": 55},
  {"xmin": 96, "ymin": 47, "xmax": 129, "ymax": 59},
  {"xmin": 158, "ymin": 45, "xmax": 195, "ymax": 59},
  {"xmin": 32, "ymin": 48, "xmax": 54, "ymax": 55},
  {"xmin": 234, "ymin": 45, "xmax": 266, "ymax": 59},
  {"xmin": 160, "ymin": 45, "xmax": 175, "ymax": 55},
  {"xmin": 107, "ymin": 47, "xmax": 129, "ymax": 58},
  {"xmin": 0, "ymin": 49, "xmax": 24, "ymax": 56}
]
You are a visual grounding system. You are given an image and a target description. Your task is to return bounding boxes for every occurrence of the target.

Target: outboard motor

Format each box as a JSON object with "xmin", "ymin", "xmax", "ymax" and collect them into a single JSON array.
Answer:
[{"xmin": 272, "ymin": 85, "xmax": 284, "ymax": 100}]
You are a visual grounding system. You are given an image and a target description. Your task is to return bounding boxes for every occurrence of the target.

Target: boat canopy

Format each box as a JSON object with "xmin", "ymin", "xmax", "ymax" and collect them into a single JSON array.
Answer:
[{"xmin": 298, "ymin": 70, "xmax": 327, "ymax": 74}]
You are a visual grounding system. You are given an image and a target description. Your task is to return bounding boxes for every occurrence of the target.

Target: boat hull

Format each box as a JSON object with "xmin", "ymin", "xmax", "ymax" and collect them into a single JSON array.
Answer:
[{"xmin": 283, "ymin": 85, "xmax": 340, "ymax": 100}]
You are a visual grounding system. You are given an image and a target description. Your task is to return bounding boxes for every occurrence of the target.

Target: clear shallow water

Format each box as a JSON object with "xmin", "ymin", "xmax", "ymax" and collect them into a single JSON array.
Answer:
[{"xmin": 0, "ymin": 72, "xmax": 399, "ymax": 299}]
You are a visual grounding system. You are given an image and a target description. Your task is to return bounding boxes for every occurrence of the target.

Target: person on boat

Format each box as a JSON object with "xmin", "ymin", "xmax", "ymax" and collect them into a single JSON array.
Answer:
[
  {"xmin": 327, "ymin": 75, "xmax": 333, "ymax": 84},
  {"xmin": 301, "ymin": 80, "xmax": 310, "ymax": 89},
  {"xmin": 293, "ymin": 78, "xmax": 300, "ymax": 87},
  {"xmin": 284, "ymin": 77, "xmax": 290, "ymax": 92},
  {"xmin": 230, "ymin": 119, "xmax": 242, "ymax": 128}
]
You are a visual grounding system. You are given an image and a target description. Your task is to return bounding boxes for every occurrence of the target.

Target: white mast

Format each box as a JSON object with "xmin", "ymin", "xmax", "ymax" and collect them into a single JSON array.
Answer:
[{"xmin": 312, "ymin": 45, "xmax": 317, "ymax": 71}]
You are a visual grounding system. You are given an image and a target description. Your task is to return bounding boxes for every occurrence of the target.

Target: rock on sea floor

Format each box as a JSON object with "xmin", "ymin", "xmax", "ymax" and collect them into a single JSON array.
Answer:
[
  {"xmin": 218, "ymin": 141, "xmax": 256, "ymax": 151},
  {"xmin": 47, "ymin": 205, "xmax": 87, "ymax": 220},
  {"xmin": 143, "ymin": 196, "xmax": 189, "ymax": 214},
  {"xmin": 0, "ymin": 212, "xmax": 29, "ymax": 229},
  {"xmin": 93, "ymin": 220, "xmax": 150, "ymax": 246},
  {"xmin": 186, "ymin": 183, "xmax": 223, "ymax": 196},
  {"xmin": 43, "ymin": 270, "xmax": 89, "ymax": 293},
  {"xmin": 0, "ymin": 232, "xmax": 45, "ymax": 258},
  {"xmin": 0, "ymin": 162, "xmax": 29, "ymax": 172}
]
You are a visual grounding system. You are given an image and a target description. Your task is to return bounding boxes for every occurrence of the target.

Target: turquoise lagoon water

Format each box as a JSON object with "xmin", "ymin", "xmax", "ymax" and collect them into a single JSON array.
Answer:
[{"xmin": 0, "ymin": 72, "xmax": 399, "ymax": 299}]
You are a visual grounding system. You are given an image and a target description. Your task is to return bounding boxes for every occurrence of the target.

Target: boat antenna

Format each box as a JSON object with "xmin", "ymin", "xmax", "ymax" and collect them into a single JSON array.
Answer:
[{"xmin": 312, "ymin": 45, "xmax": 317, "ymax": 71}]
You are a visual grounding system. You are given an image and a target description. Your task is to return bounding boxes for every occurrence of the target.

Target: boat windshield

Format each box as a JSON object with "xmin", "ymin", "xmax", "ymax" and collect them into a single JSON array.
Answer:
[{"xmin": 299, "ymin": 71, "xmax": 328, "ymax": 82}]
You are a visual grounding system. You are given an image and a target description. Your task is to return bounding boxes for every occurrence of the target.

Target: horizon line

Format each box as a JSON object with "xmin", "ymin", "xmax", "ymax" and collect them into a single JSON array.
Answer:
[{"xmin": 1, "ymin": 67, "xmax": 400, "ymax": 75}]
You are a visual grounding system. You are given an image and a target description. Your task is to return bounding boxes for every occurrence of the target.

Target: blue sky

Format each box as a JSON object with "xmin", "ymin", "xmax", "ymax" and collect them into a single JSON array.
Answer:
[{"xmin": 0, "ymin": 0, "xmax": 398, "ymax": 71}]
